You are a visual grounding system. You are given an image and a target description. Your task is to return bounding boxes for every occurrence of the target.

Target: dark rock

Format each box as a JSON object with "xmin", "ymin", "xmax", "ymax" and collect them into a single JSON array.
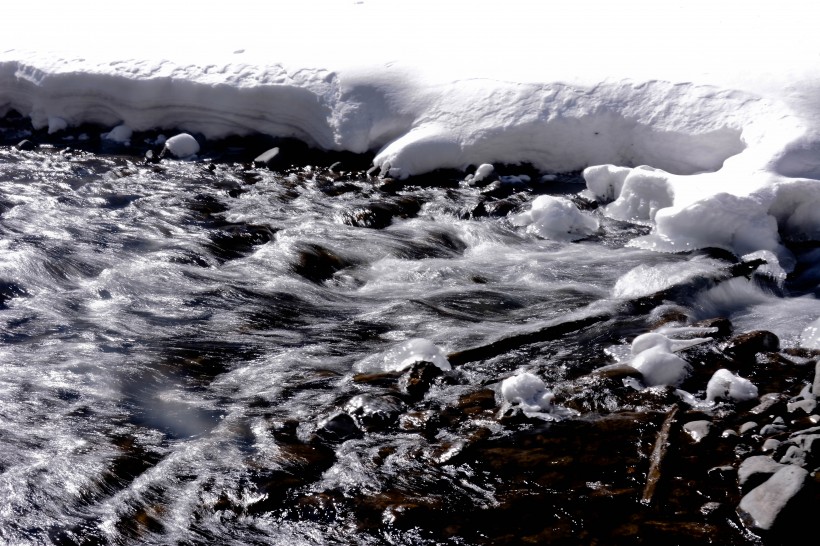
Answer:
[
  {"xmin": 291, "ymin": 243, "xmax": 353, "ymax": 283},
  {"xmin": 737, "ymin": 465, "xmax": 811, "ymax": 537},
  {"xmin": 398, "ymin": 361, "xmax": 443, "ymax": 400},
  {"xmin": 738, "ymin": 455, "xmax": 785, "ymax": 492},
  {"xmin": 749, "ymin": 393, "xmax": 789, "ymax": 417},
  {"xmin": 693, "ymin": 317, "xmax": 733, "ymax": 338},
  {"xmin": 366, "ymin": 164, "xmax": 381, "ymax": 178},
  {"xmin": 337, "ymin": 196, "xmax": 422, "ymax": 229},
  {"xmin": 329, "ymin": 161, "xmax": 344, "ymax": 174},
  {"xmin": 723, "ymin": 331, "xmax": 780, "ymax": 362},
  {"xmin": 314, "ymin": 412, "xmax": 362, "ymax": 443},
  {"xmin": 16, "ymin": 139, "xmax": 36, "ymax": 151},
  {"xmin": 706, "ymin": 465, "xmax": 735, "ymax": 483},
  {"xmin": 457, "ymin": 388, "xmax": 497, "ymax": 416},
  {"xmin": 591, "ymin": 363, "xmax": 643, "ymax": 381},
  {"xmin": 344, "ymin": 394, "xmax": 405, "ymax": 431}
]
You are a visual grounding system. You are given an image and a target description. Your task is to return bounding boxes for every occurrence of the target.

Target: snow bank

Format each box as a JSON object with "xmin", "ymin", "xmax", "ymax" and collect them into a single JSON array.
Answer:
[{"xmin": 3, "ymin": 0, "xmax": 820, "ymax": 261}]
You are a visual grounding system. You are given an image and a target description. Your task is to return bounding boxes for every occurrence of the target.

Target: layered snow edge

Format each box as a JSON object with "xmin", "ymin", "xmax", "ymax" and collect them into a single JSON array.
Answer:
[{"xmin": 2, "ymin": 54, "xmax": 820, "ymax": 262}]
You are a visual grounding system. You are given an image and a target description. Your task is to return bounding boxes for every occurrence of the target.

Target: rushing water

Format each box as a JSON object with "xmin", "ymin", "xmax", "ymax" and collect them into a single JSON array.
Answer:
[{"xmin": 0, "ymin": 142, "xmax": 817, "ymax": 545}]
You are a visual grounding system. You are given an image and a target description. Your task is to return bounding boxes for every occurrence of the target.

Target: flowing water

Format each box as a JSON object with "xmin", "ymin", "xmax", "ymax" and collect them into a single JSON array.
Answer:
[{"xmin": 0, "ymin": 141, "xmax": 817, "ymax": 545}]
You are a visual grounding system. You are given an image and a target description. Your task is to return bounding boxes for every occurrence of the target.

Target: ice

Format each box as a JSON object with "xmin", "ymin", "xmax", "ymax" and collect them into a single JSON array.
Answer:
[
  {"xmin": 1, "ymin": 0, "xmax": 820, "ymax": 259},
  {"xmin": 706, "ymin": 369, "xmax": 759, "ymax": 403},
  {"xmin": 510, "ymin": 195, "xmax": 599, "ymax": 242}
]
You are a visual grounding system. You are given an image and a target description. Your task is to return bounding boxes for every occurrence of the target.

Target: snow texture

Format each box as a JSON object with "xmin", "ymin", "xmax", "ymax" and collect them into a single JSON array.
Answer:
[
  {"xmin": 706, "ymin": 369, "xmax": 759, "ymax": 403},
  {"xmin": 3, "ymin": 0, "xmax": 820, "ymax": 262},
  {"xmin": 510, "ymin": 195, "xmax": 599, "ymax": 241}
]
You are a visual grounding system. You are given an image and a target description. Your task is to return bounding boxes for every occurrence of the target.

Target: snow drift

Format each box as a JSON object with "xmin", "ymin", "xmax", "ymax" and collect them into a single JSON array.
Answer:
[{"xmin": 2, "ymin": 0, "xmax": 820, "ymax": 265}]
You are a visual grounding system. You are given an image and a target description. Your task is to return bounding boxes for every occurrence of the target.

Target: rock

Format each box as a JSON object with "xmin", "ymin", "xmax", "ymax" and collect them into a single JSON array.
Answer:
[
  {"xmin": 749, "ymin": 393, "xmax": 789, "ymax": 417},
  {"xmin": 345, "ymin": 394, "xmax": 405, "ymax": 431},
  {"xmin": 693, "ymin": 317, "xmax": 733, "ymax": 338},
  {"xmin": 788, "ymin": 398, "xmax": 817, "ymax": 415},
  {"xmin": 739, "ymin": 421, "xmax": 758, "ymax": 435},
  {"xmin": 738, "ymin": 455, "xmax": 786, "ymax": 492},
  {"xmin": 723, "ymin": 330, "xmax": 780, "ymax": 362},
  {"xmin": 737, "ymin": 465, "xmax": 811, "ymax": 536},
  {"xmin": 706, "ymin": 465, "xmax": 734, "ymax": 483},
  {"xmin": 253, "ymin": 146, "xmax": 281, "ymax": 168},
  {"xmin": 778, "ymin": 445, "xmax": 807, "ymax": 467},
  {"xmin": 682, "ymin": 420, "xmax": 712, "ymax": 443},
  {"xmin": 398, "ymin": 361, "xmax": 443, "ymax": 400},
  {"xmin": 16, "ymin": 139, "xmax": 36, "ymax": 151},
  {"xmin": 314, "ymin": 412, "xmax": 361, "ymax": 443},
  {"xmin": 291, "ymin": 243, "xmax": 353, "ymax": 283},
  {"xmin": 762, "ymin": 438, "xmax": 781, "ymax": 453}
]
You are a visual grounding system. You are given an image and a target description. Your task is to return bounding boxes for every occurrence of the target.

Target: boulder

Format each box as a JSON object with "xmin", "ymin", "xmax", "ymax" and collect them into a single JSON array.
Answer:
[
  {"xmin": 737, "ymin": 455, "xmax": 786, "ymax": 492},
  {"xmin": 738, "ymin": 465, "xmax": 811, "ymax": 536}
]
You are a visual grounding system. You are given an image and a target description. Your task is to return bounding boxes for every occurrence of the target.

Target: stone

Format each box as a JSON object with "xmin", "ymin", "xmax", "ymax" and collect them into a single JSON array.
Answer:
[
  {"xmin": 345, "ymin": 394, "xmax": 405, "ymax": 431},
  {"xmin": 693, "ymin": 317, "xmax": 733, "ymax": 338},
  {"xmin": 737, "ymin": 465, "xmax": 810, "ymax": 535},
  {"xmin": 739, "ymin": 421, "xmax": 758, "ymax": 435},
  {"xmin": 737, "ymin": 455, "xmax": 786, "ymax": 492},
  {"xmin": 314, "ymin": 412, "xmax": 362, "ymax": 444},
  {"xmin": 16, "ymin": 139, "xmax": 36, "ymax": 151},
  {"xmin": 723, "ymin": 330, "xmax": 779, "ymax": 361},
  {"xmin": 787, "ymin": 398, "xmax": 817, "ymax": 415},
  {"xmin": 748, "ymin": 392, "xmax": 789, "ymax": 417},
  {"xmin": 683, "ymin": 420, "xmax": 712, "ymax": 442},
  {"xmin": 761, "ymin": 438, "xmax": 781, "ymax": 453},
  {"xmin": 398, "ymin": 361, "xmax": 443, "ymax": 400},
  {"xmin": 778, "ymin": 445, "xmax": 807, "ymax": 467}
]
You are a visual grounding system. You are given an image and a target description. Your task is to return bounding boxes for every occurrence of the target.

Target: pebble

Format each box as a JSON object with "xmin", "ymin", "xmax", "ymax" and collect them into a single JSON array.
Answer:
[
  {"xmin": 683, "ymin": 420, "xmax": 712, "ymax": 442},
  {"xmin": 787, "ymin": 398, "xmax": 817, "ymax": 415},
  {"xmin": 761, "ymin": 438, "xmax": 781, "ymax": 453},
  {"xmin": 739, "ymin": 421, "xmax": 758, "ymax": 435}
]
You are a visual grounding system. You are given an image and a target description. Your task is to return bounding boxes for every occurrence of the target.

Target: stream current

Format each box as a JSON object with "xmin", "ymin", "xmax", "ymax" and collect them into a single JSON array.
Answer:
[{"xmin": 0, "ymin": 141, "xmax": 818, "ymax": 545}]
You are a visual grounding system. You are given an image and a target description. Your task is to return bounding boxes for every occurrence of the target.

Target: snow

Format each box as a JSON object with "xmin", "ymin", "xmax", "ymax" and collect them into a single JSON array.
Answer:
[
  {"xmin": 2, "ymin": 0, "xmax": 820, "ymax": 262},
  {"xmin": 163, "ymin": 133, "xmax": 200, "ymax": 159},
  {"xmin": 629, "ymin": 332, "xmax": 709, "ymax": 387},
  {"xmin": 706, "ymin": 369, "xmax": 759, "ymax": 403},
  {"xmin": 102, "ymin": 124, "xmax": 132, "ymax": 144},
  {"xmin": 510, "ymin": 195, "xmax": 599, "ymax": 241}
]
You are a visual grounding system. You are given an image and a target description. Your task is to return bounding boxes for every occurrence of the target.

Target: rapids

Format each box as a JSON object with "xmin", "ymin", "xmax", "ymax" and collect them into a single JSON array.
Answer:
[{"xmin": 0, "ymin": 141, "xmax": 817, "ymax": 545}]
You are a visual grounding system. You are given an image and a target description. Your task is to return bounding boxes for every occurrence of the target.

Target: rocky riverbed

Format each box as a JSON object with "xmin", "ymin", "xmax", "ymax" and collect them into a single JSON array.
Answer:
[{"xmin": 0, "ymin": 115, "xmax": 818, "ymax": 545}]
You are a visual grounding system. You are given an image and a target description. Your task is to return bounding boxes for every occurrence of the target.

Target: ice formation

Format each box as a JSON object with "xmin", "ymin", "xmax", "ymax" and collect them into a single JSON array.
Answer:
[
  {"xmin": 378, "ymin": 338, "xmax": 451, "ymax": 373},
  {"xmin": 500, "ymin": 372, "xmax": 555, "ymax": 413}
]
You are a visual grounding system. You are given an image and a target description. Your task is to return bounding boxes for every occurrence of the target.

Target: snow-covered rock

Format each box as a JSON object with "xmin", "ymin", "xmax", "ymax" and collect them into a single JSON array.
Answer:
[
  {"xmin": 706, "ymin": 369, "xmax": 759, "ymax": 403},
  {"xmin": 163, "ymin": 133, "xmax": 200, "ymax": 159},
  {"xmin": 510, "ymin": 195, "xmax": 599, "ymax": 242}
]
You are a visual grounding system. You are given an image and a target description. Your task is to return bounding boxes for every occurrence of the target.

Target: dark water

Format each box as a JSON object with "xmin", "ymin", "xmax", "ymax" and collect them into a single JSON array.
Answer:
[{"xmin": 0, "ymin": 142, "xmax": 816, "ymax": 545}]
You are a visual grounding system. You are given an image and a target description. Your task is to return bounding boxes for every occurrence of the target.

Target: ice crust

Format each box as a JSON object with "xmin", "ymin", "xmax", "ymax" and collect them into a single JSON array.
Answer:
[{"xmin": 2, "ymin": 0, "xmax": 820, "ymax": 261}]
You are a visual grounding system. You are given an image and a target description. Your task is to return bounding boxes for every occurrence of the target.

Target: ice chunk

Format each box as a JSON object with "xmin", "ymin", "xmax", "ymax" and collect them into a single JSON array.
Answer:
[
  {"xmin": 510, "ymin": 195, "xmax": 598, "ymax": 242},
  {"xmin": 629, "ymin": 332, "xmax": 708, "ymax": 387},
  {"xmin": 706, "ymin": 369, "xmax": 759, "ymax": 403}
]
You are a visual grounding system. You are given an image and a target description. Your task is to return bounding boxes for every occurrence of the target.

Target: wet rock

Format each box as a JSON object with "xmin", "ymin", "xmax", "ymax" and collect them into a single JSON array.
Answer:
[
  {"xmin": 723, "ymin": 330, "xmax": 779, "ymax": 362},
  {"xmin": 760, "ymin": 417, "xmax": 788, "ymax": 436},
  {"xmin": 749, "ymin": 392, "xmax": 789, "ymax": 417},
  {"xmin": 314, "ymin": 412, "xmax": 362, "ymax": 444},
  {"xmin": 682, "ymin": 420, "xmax": 712, "ymax": 443},
  {"xmin": 738, "ymin": 465, "xmax": 812, "ymax": 537},
  {"xmin": 398, "ymin": 361, "xmax": 443, "ymax": 400},
  {"xmin": 337, "ymin": 196, "xmax": 422, "ymax": 229},
  {"xmin": 693, "ymin": 317, "xmax": 733, "ymax": 338},
  {"xmin": 16, "ymin": 139, "xmax": 36, "ymax": 151},
  {"xmin": 706, "ymin": 465, "xmax": 734, "ymax": 483},
  {"xmin": 762, "ymin": 438, "xmax": 781, "ymax": 453},
  {"xmin": 815, "ymin": 360, "xmax": 820, "ymax": 397},
  {"xmin": 738, "ymin": 455, "xmax": 786, "ymax": 492},
  {"xmin": 739, "ymin": 421, "xmax": 758, "ymax": 435},
  {"xmin": 457, "ymin": 388, "xmax": 497, "ymax": 416},
  {"xmin": 291, "ymin": 243, "xmax": 353, "ymax": 283},
  {"xmin": 591, "ymin": 363, "xmax": 643, "ymax": 381},
  {"xmin": 344, "ymin": 394, "xmax": 405, "ymax": 431},
  {"xmin": 208, "ymin": 224, "xmax": 277, "ymax": 261}
]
